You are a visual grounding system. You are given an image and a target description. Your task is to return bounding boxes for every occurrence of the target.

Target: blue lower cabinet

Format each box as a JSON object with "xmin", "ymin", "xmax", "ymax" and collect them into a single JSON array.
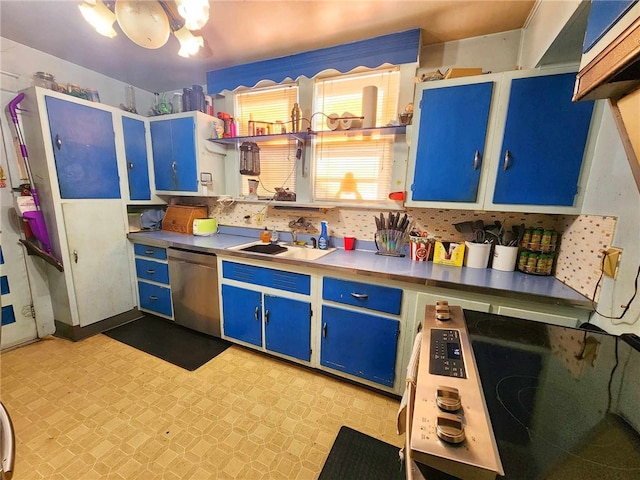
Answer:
[
  {"xmin": 320, "ymin": 305, "xmax": 399, "ymax": 387},
  {"xmin": 222, "ymin": 284, "xmax": 262, "ymax": 346},
  {"xmin": 264, "ymin": 295, "xmax": 311, "ymax": 361},
  {"xmin": 138, "ymin": 281, "xmax": 173, "ymax": 317}
]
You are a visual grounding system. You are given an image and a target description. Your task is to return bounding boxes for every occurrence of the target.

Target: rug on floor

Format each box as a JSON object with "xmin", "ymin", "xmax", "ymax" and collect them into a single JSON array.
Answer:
[
  {"xmin": 103, "ymin": 315, "xmax": 230, "ymax": 371},
  {"xmin": 318, "ymin": 426, "xmax": 406, "ymax": 480}
]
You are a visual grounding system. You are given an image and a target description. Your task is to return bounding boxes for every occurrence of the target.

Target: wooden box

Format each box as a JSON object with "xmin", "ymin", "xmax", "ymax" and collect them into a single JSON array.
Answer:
[{"xmin": 162, "ymin": 205, "xmax": 208, "ymax": 235}]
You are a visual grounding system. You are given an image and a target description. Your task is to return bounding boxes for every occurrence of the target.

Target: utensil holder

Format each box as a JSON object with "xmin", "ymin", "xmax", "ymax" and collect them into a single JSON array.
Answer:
[{"xmin": 375, "ymin": 229, "xmax": 407, "ymax": 257}]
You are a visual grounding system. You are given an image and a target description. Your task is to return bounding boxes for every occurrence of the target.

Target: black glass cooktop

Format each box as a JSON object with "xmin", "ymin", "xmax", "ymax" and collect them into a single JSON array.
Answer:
[{"xmin": 462, "ymin": 311, "xmax": 640, "ymax": 480}]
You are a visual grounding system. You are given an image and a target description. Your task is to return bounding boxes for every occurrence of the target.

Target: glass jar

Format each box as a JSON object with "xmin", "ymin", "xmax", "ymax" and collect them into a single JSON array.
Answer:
[
  {"xmin": 32, "ymin": 72, "xmax": 57, "ymax": 90},
  {"xmin": 171, "ymin": 93, "xmax": 183, "ymax": 113}
]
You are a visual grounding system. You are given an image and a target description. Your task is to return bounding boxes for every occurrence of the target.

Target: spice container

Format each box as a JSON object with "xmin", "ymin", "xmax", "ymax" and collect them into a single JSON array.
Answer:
[{"xmin": 517, "ymin": 226, "xmax": 559, "ymax": 275}]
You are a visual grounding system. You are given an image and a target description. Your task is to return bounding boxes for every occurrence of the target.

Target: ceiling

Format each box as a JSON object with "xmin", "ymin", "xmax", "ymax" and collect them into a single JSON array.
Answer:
[{"xmin": 0, "ymin": 1, "xmax": 536, "ymax": 93}]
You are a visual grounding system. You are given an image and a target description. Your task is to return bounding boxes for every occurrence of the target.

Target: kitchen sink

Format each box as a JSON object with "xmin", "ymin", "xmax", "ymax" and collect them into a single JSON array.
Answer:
[{"xmin": 228, "ymin": 241, "xmax": 336, "ymax": 261}]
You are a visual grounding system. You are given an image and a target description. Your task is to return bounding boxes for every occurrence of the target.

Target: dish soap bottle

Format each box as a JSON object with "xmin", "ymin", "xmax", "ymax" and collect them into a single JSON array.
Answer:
[
  {"xmin": 318, "ymin": 221, "xmax": 329, "ymax": 250},
  {"xmin": 260, "ymin": 227, "xmax": 270, "ymax": 243},
  {"xmin": 270, "ymin": 227, "xmax": 279, "ymax": 243}
]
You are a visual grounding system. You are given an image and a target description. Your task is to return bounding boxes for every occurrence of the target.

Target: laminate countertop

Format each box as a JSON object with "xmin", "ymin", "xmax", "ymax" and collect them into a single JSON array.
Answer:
[{"xmin": 127, "ymin": 229, "xmax": 593, "ymax": 309}]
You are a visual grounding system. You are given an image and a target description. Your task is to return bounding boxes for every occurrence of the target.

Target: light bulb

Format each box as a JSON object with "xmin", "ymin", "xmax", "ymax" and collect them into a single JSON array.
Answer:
[
  {"xmin": 176, "ymin": 0, "xmax": 209, "ymax": 30},
  {"xmin": 174, "ymin": 26, "xmax": 204, "ymax": 57},
  {"xmin": 79, "ymin": 0, "xmax": 117, "ymax": 38}
]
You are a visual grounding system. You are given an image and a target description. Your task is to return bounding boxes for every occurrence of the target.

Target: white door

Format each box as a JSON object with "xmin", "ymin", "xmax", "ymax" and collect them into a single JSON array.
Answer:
[
  {"xmin": 0, "ymin": 83, "xmax": 44, "ymax": 349},
  {"xmin": 62, "ymin": 201, "xmax": 134, "ymax": 326}
]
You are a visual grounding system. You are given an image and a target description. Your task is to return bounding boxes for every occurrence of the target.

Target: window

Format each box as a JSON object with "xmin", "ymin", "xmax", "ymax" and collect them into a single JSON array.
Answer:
[
  {"xmin": 235, "ymin": 85, "xmax": 298, "ymax": 197},
  {"xmin": 313, "ymin": 69, "xmax": 400, "ymax": 203}
]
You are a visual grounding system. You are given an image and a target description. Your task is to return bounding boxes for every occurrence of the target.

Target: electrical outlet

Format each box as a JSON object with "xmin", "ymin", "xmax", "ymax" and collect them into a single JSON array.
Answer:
[
  {"xmin": 255, "ymin": 213, "xmax": 264, "ymax": 226},
  {"xmin": 602, "ymin": 247, "xmax": 623, "ymax": 279}
]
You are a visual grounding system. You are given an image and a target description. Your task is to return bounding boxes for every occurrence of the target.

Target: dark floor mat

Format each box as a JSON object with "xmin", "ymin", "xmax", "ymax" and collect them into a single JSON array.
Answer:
[
  {"xmin": 318, "ymin": 426, "xmax": 405, "ymax": 480},
  {"xmin": 103, "ymin": 315, "xmax": 230, "ymax": 371}
]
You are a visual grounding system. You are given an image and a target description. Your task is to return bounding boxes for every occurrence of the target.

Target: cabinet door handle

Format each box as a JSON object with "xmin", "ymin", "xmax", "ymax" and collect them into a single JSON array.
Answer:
[
  {"xmin": 473, "ymin": 150, "xmax": 481, "ymax": 170},
  {"xmin": 55, "ymin": 134, "xmax": 62, "ymax": 150},
  {"xmin": 254, "ymin": 306, "xmax": 260, "ymax": 321},
  {"xmin": 350, "ymin": 292, "xmax": 368, "ymax": 299},
  {"xmin": 128, "ymin": 161, "xmax": 134, "ymax": 170},
  {"xmin": 149, "ymin": 295, "xmax": 158, "ymax": 301},
  {"xmin": 73, "ymin": 250, "xmax": 78, "ymax": 263},
  {"xmin": 322, "ymin": 322, "xmax": 327, "ymax": 338},
  {"xmin": 264, "ymin": 310, "xmax": 270, "ymax": 324},
  {"xmin": 171, "ymin": 161, "xmax": 178, "ymax": 190},
  {"xmin": 146, "ymin": 269, "xmax": 156, "ymax": 274},
  {"xmin": 503, "ymin": 150, "xmax": 511, "ymax": 171}
]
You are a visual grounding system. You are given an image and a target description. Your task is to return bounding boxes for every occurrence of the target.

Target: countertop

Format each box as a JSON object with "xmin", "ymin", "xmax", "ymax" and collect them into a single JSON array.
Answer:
[{"xmin": 127, "ymin": 230, "xmax": 593, "ymax": 309}]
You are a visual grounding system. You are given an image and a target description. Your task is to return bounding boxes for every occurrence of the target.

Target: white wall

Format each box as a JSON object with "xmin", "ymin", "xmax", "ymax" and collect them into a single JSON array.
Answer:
[
  {"xmin": 581, "ymin": 104, "xmax": 640, "ymax": 334},
  {"xmin": 419, "ymin": 29, "xmax": 522, "ymax": 75},
  {"xmin": 0, "ymin": 37, "xmax": 155, "ymax": 116}
]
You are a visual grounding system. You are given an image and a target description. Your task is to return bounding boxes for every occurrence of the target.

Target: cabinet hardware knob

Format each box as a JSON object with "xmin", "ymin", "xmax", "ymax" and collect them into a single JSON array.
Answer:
[
  {"xmin": 254, "ymin": 306, "xmax": 259, "ymax": 321},
  {"xmin": 503, "ymin": 150, "xmax": 511, "ymax": 171},
  {"xmin": 73, "ymin": 250, "xmax": 78, "ymax": 263},
  {"xmin": 55, "ymin": 134, "xmax": 62, "ymax": 150},
  {"xmin": 473, "ymin": 150, "xmax": 481, "ymax": 170},
  {"xmin": 149, "ymin": 295, "xmax": 158, "ymax": 301},
  {"xmin": 128, "ymin": 162, "xmax": 134, "ymax": 170},
  {"xmin": 350, "ymin": 292, "xmax": 368, "ymax": 299},
  {"xmin": 264, "ymin": 310, "xmax": 270, "ymax": 324},
  {"xmin": 322, "ymin": 322, "xmax": 327, "ymax": 338}
]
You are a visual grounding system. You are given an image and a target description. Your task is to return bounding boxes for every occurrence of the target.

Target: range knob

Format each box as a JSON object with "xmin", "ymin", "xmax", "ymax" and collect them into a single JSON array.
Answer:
[
  {"xmin": 436, "ymin": 385, "xmax": 462, "ymax": 412},
  {"xmin": 436, "ymin": 413, "xmax": 466, "ymax": 444},
  {"xmin": 436, "ymin": 300, "xmax": 450, "ymax": 320}
]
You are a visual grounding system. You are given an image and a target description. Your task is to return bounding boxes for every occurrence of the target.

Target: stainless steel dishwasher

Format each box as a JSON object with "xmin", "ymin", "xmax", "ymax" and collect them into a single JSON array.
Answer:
[{"xmin": 167, "ymin": 247, "xmax": 221, "ymax": 337}]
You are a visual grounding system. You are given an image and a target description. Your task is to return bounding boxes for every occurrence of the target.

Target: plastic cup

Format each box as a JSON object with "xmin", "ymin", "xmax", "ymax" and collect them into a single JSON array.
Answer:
[{"xmin": 344, "ymin": 236, "xmax": 356, "ymax": 250}]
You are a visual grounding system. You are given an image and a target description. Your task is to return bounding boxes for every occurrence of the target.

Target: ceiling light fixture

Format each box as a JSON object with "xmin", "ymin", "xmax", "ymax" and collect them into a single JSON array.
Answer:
[
  {"xmin": 175, "ymin": 0, "xmax": 209, "ymax": 30},
  {"xmin": 78, "ymin": 0, "xmax": 117, "ymax": 38},
  {"xmin": 78, "ymin": 0, "xmax": 208, "ymax": 57}
]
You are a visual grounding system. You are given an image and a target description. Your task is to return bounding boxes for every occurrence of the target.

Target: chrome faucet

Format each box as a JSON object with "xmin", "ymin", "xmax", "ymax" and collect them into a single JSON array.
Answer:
[{"xmin": 291, "ymin": 230, "xmax": 298, "ymax": 244}]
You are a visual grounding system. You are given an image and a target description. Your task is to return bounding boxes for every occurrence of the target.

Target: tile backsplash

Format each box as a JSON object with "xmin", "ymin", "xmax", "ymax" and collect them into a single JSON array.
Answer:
[{"xmin": 173, "ymin": 197, "xmax": 617, "ymax": 300}]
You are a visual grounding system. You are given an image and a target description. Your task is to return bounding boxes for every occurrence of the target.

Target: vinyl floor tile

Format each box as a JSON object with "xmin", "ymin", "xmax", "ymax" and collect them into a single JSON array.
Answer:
[{"xmin": 1, "ymin": 334, "xmax": 402, "ymax": 479}]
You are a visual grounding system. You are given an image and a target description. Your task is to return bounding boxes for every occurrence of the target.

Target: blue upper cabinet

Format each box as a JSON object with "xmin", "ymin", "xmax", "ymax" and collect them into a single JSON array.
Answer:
[
  {"xmin": 150, "ymin": 116, "xmax": 198, "ymax": 192},
  {"xmin": 122, "ymin": 116, "xmax": 151, "ymax": 200},
  {"xmin": 410, "ymin": 81, "xmax": 494, "ymax": 203},
  {"xmin": 45, "ymin": 96, "xmax": 120, "ymax": 199},
  {"xmin": 492, "ymin": 73, "xmax": 595, "ymax": 206},
  {"xmin": 583, "ymin": 0, "xmax": 637, "ymax": 53}
]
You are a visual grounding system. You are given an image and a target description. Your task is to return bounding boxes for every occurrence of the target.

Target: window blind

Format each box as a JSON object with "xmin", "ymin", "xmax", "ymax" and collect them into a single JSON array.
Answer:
[
  {"xmin": 235, "ymin": 86, "xmax": 299, "ymax": 197},
  {"xmin": 313, "ymin": 69, "xmax": 399, "ymax": 202}
]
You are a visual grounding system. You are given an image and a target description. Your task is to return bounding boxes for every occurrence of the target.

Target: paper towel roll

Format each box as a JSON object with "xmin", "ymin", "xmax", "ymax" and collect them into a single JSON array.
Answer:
[
  {"xmin": 362, "ymin": 86, "xmax": 378, "ymax": 128},
  {"xmin": 340, "ymin": 111, "xmax": 362, "ymax": 130},
  {"xmin": 326, "ymin": 113, "xmax": 340, "ymax": 131}
]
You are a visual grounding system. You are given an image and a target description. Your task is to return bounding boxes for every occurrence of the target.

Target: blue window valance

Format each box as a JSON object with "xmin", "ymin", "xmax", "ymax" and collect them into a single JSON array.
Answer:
[{"xmin": 207, "ymin": 29, "xmax": 421, "ymax": 94}]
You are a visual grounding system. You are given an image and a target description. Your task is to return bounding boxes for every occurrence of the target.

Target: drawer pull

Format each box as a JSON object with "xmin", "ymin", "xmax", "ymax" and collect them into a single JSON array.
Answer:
[
  {"xmin": 322, "ymin": 322, "xmax": 327, "ymax": 338},
  {"xmin": 146, "ymin": 269, "xmax": 156, "ymax": 274},
  {"xmin": 149, "ymin": 295, "xmax": 158, "ymax": 301},
  {"xmin": 145, "ymin": 250, "xmax": 155, "ymax": 255},
  {"xmin": 350, "ymin": 292, "xmax": 369, "ymax": 299},
  {"xmin": 264, "ymin": 310, "xmax": 270, "ymax": 324},
  {"xmin": 254, "ymin": 306, "xmax": 260, "ymax": 321}
]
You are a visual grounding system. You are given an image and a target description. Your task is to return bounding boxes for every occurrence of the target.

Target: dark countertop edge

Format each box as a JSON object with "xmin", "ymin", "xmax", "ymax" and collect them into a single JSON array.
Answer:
[{"xmin": 127, "ymin": 232, "xmax": 594, "ymax": 310}]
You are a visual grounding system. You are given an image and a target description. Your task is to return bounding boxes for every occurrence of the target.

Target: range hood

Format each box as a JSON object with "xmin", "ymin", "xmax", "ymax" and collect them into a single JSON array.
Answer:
[{"xmin": 573, "ymin": 2, "xmax": 640, "ymax": 193}]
